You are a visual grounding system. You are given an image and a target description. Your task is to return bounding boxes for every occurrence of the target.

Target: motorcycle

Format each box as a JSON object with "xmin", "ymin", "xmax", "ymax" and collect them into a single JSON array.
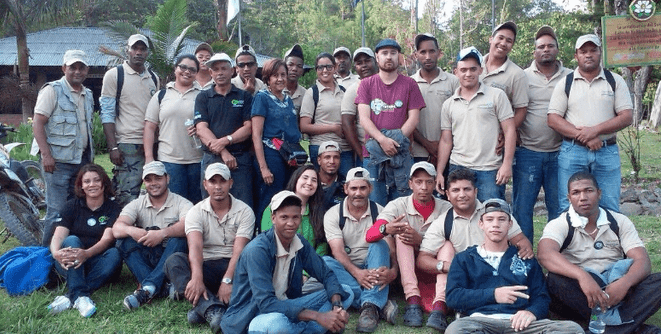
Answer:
[{"xmin": 0, "ymin": 124, "xmax": 46, "ymax": 246}]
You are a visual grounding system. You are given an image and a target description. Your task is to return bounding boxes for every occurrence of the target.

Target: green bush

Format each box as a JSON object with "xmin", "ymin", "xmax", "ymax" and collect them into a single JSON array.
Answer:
[{"xmin": 92, "ymin": 112, "xmax": 108, "ymax": 154}]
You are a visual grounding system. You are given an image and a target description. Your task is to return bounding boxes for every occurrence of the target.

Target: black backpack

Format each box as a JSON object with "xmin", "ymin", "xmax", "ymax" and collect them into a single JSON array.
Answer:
[
  {"xmin": 564, "ymin": 69, "xmax": 616, "ymax": 98},
  {"xmin": 338, "ymin": 199, "xmax": 379, "ymax": 230},
  {"xmin": 559, "ymin": 208, "xmax": 620, "ymax": 253},
  {"xmin": 114, "ymin": 64, "xmax": 159, "ymax": 116},
  {"xmin": 310, "ymin": 84, "xmax": 345, "ymax": 124}
]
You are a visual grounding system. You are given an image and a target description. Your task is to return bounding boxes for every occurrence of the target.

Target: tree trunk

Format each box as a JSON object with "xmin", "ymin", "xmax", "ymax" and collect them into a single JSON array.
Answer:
[
  {"xmin": 215, "ymin": 0, "xmax": 228, "ymax": 41},
  {"xmin": 650, "ymin": 81, "xmax": 661, "ymax": 129},
  {"xmin": 16, "ymin": 22, "xmax": 32, "ymax": 123},
  {"xmin": 459, "ymin": 0, "xmax": 464, "ymax": 50},
  {"xmin": 633, "ymin": 66, "xmax": 651, "ymax": 127}
]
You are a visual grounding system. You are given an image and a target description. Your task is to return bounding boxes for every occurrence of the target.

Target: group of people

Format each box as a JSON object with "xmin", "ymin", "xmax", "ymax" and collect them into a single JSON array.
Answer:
[{"xmin": 30, "ymin": 20, "xmax": 661, "ymax": 334}]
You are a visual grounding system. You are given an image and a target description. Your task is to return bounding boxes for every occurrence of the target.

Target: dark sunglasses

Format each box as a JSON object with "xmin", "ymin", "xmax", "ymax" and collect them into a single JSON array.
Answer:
[
  {"xmin": 177, "ymin": 64, "xmax": 198, "ymax": 74},
  {"xmin": 237, "ymin": 61, "xmax": 256, "ymax": 68}
]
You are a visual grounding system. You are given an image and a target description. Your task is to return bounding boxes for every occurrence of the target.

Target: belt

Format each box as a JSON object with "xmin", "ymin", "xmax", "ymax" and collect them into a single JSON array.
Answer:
[{"xmin": 563, "ymin": 137, "xmax": 616, "ymax": 147}]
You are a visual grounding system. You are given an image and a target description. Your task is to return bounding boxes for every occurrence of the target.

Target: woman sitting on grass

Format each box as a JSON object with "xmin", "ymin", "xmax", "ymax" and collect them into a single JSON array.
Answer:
[{"xmin": 47, "ymin": 164, "xmax": 122, "ymax": 317}]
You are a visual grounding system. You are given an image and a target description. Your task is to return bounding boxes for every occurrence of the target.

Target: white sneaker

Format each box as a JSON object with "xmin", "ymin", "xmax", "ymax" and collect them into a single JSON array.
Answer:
[
  {"xmin": 73, "ymin": 296, "xmax": 96, "ymax": 318},
  {"xmin": 47, "ymin": 295, "xmax": 72, "ymax": 315}
]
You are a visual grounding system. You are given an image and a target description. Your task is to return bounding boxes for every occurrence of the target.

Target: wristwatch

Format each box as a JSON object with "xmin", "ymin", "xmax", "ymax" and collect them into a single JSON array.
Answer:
[
  {"xmin": 226, "ymin": 135, "xmax": 233, "ymax": 144},
  {"xmin": 221, "ymin": 277, "xmax": 233, "ymax": 285},
  {"xmin": 436, "ymin": 260, "xmax": 444, "ymax": 273},
  {"xmin": 379, "ymin": 223, "xmax": 388, "ymax": 236}
]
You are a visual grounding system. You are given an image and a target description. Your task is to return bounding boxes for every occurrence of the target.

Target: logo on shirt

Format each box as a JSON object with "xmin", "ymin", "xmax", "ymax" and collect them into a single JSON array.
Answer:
[
  {"xmin": 87, "ymin": 218, "xmax": 97, "ymax": 226},
  {"xmin": 509, "ymin": 255, "xmax": 530, "ymax": 277},
  {"xmin": 370, "ymin": 98, "xmax": 403, "ymax": 115},
  {"xmin": 231, "ymin": 99, "xmax": 245, "ymax": 108}
]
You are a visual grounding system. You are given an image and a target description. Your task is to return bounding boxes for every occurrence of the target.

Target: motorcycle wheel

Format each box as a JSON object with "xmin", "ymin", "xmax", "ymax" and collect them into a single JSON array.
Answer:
[
  {"xmin": 0, "ymin": 192, "xmax": 41, "ymax": 246},
  {"xmin": 21, "ymin": 160, "xmax": 47, "ymax": 210}
]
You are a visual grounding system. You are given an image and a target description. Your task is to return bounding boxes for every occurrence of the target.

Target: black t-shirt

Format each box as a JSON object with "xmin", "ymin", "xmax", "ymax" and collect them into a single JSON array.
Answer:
[
  {"xmin": 57, "ymin": 197, "xmax": 120, "ymax": 249},
  {"xmin": 194, "ymin": 84, "xmax": 253, "ymax": 154}
]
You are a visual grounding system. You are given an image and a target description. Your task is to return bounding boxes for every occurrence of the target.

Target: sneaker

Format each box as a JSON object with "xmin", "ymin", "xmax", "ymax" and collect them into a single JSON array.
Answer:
[
  {"xmin": 187, "ymin": 309, "xmax": 206, "ymax": 324},
  {"xmin": 204, "ymin": 306, "xmax": 224, "ymax": 334},
  {"xmin": 380, "ymin": 299, "xmax": 398, "ymax": 325},
  {"xmin": 403, "ymin": 304, "xmax": 423, "ymax": 327},
  {"xmin": 426, "ymin": 310, "xmax": 449, "ymax": 331},
  {"xmin": 123, "ymin": 288, "xmax": 152, "ymax": 310},
  {"xmin": 73, "ymin": 296, "xmax": 96, "ymax": 318},
  {"xmin": 47, "ymin": 295, "xmax": 72, "ymax": 315},
  {"xmin": 356, "ymin": 302, "xmax": 379, "ymax": 332}
]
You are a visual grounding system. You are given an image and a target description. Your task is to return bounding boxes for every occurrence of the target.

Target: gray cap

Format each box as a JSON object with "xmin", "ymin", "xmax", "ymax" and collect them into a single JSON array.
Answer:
[
  {"xmin": 206, "ymin": 53, "xmax": 233, "ymax": 67},
  {"xmin": 63, "ymin": 50, "xmax": 88, "ymax": 66},
  {"xmin": 353, "ymin": 47, "xmax": 375, "ymax": 59},
  {"xmin": 493, "ymin": 21, "xmax": 518, "ymax": 39},
  {"xmin": 317, "ymin": 141, "xmax": 341, "ymax": 156},
  {"xmin": 375, "ymin": 38, "xmax": 401, "ymax": 53},
  {"xmin": 128, "ymin": 34, "xmax": 149, "ymax": 47},
  {"xmin": 195, "ymin": 42, "xmax": 214, "ymax": 55},
  {"xmin": 142, "ymin": 161, "xmax": 167, "ymax": 179},
  {"xmin": 235, "ymin": 44, "xmax": 257, "ymax": 61},
  {"xmin": 204, "ymin": 162, "xmax": 231, "ymax": 180},
  {"xmin": 410, "ymin": 161, "xmax": 437, "ymax": 178},
  {"xmin": 345, "ymin": 167, "xmax": 371, "ymax": 184},
  {"xmin": 535, "ymin": 25, "xmax": 557, "ymax": 43},
  {"xmin": 284, "ymin": 44, "xmax": 304, "ymax": 61},
  {"xmin": 575, "ymin": 34, "xmax": 601, "ymax": 49},
  {"xmin": 481, "ymin": 198, "xmax": 512, "ymax": 219},
  {"xmin": 333, "ymin": 46, "xmax": 352, "ymax": 60},
  {"xmin": 270, "ymin": 190, "xmax": 302, "ymax": 211},
  {"xmin": 457, "ymin": 46, "xmax": 483, "ymax": 64}
]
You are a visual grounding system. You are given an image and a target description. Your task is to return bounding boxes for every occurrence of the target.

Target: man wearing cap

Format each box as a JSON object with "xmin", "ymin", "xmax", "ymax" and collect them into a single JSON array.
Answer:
[
  {"xmin": 444, "ymin": 197, "xmax": 583, "ymax": 334},
  {"xmin": 411, "ymin": 33, "xmax": 459, "ymax": 165},
  {"xmin": 232, "ymin": 44, "xmax": 266, "ymax": 96},
  {"xmin": 163, "ymin": 163, "xmax": 255, "ymax": 333},
  {"xmin": 481, "ymin": 21, "xmax": 529, "ymax": 131},
  {"xmin": 284, "ymin": 44, "xmax": 308, "ymax": 115},
  {"xmin": 195, "ymin": 53, "xmax": 254, "ymax": 208},
  {"xmin": 221, "ymin": 190, "xmax": 353, "ymax": 334},
  {"xmin": 101, "ymin": 34, "xmax": 160, "ymax": 207},
  {"xmin": 341, "ymin": 47, "xmax": 378, "ymax": 166},
  {"xmin": 33, "ymin": 49, "xmax": 95, "ymax": 246},
  {"xmin": 333, "ymin": 46, "xmax": 360, "ymax": 88},
  {"xmin": 547, "ymin": 34, "xmax": 633, "ymax": 213},
  {"xmin": 436, "ymin": 46, "xmax": 516, "ymax": 202},
  {"xmin": 317, "ymin": 141, "xmax": 346, "ymax": 210},
  {"xmin": 112, "ymin": 161, "xmax": 192, "ymax": 310},
  {"xmin": 364, "ymin": 162, "xmax": 452, "ymax": 327},
  {"xmin": 194, "ymin": 42, "xmax": 214, "ymax": 89},
  {"xmin": 356, "ymin": 38, "xmax": 425, "ymax": 205},
  {"xmin": 323, "ymin": 167, "xmax": 398, "ymax": 332},
  {"xmin": 418, "ymin": 168, "xmax": 533, "ymax": 331},
  {"xmin": 538, "ymin": 171, "xmax": 661, "ymax": 334},
  {"xmin": 513, "ymin": 26, "xmax": 573, "ymax": 243}
]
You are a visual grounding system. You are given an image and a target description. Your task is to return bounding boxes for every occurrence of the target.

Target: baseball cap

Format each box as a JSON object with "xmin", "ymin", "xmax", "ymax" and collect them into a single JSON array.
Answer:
[
  {"xmin": 374, "ymin": 39, "xmax": 401, "ymax": 53},
  {"xmin": 128, "ymin": 34, "xmax": 149, "ymax": 48},
  {"xmin": 414, "ymin": 33, "xmax": 438, "ymax": 50},
  {"xmin": 235, "ymin": 44, "xmax": 257, "ymax": 61},
  {"xmin": 345, "ymin": 167, "xmax": 371, "ymax": 184},
  {"xmin": 317, "ymin": 141, "xmax": 340, "ymax": 156},
  {"xmin": 575, "ymin": 34, "xmax": 601, "ymax": 50},
  {"xmin": 493, "ymin": 21, "xmax": 518, "ymax": 39},
  {"xmin": 63, "ymin": 50, "xmax": 88, "ymax": 66},
  {"xmin": 457, "ymin": 46, "xmax": 483, "ymax": 64},
  {"xmin": 142, "ymin": 161, "xmax": 167, "ymax": 179},
  {"xmin": 204, "ymin": 162, "xmax": 231, "ymax": 180},
  {"xmin": 206, "ymin": 53, "xmax": 233, "ymax": 67},
  {"xmin": 333, "ymin": 46, "xmax": 352, "ymax": 60},
  {"xmin": 284, "ymin": 44, "xmax": 304, "ymax": 62},
  {"xmin": 353, "ymin": 47, "xmax": 375, "ymax": 59},
  {"xmin": 410, "ymin": 161, "xmax": 437, "ymax": 178},
  {"xmin": 481, "ymin": 198, "xmax": 512, "ymax": 219},
  {"xmin": 195, "ymin": 42, "xmax": 213, "ymax": 55},
  {"xmin": 535, "ymin": 25, "xmax": 557, "ymax": 43},
  {"xmin": 270, "ymin": 190, "xmax": 302, "ymax": 211}
]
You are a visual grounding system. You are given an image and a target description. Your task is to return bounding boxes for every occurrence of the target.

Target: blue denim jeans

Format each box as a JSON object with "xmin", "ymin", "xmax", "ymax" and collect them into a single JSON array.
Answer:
[
  {"xmin": 161, "ymin": 161, "xmax": 201, "ymax": 204},
  {"xmin": 364, "ymin": 156, "xmax": 413, "ymax": 206},
  {"xmin": 42, "ymin": 160, "xmax": 87, "ymax": 246},
  {"xmin": 247, "ymin": 284, "xmax": 354, "ymax": 334},
  {"xmin": 255, "ymin": 146, "xmax": 293, "ymax": 219},
  {"xmin": 449, "ymin": 164, "xmax": 504, "ymax": 202},
  {"xmin": 116, "ymin": 237, "xmax": 187, "ymax": 293},
  {"xmin": 512, "ymin": 147, "xmax": 561, "ymax": 242},
  {"xmin": 201, "ymin": 151, "xmax": 254, "ymax": 209},
  {"xmin": 557, "ymin": 141, "xmax": 621, "ymax": 213},
  {"xmin": 310, "ymin": 145, "xmax": 359, "ymax": 178},
  {"xmin": 323, "ymin": 239, "xmax": 390, "ymax": 309},
  {"xmin": 54, "ymin": 235, "xmax": 121, "ymax": 301}
]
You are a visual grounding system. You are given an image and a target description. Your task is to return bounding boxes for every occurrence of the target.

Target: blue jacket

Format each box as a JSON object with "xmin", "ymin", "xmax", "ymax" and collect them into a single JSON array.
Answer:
[
  {"xmin": 220, "ymin": 228, "xmax": 350, "ymax": 334},
  {"xmin": 446, "ymin": 245, "xmax": 550, "ymax": 320}
]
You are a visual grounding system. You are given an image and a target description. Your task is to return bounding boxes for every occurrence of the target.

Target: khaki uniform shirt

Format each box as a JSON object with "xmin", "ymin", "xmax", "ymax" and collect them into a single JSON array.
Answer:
[
  {"xmin": 273, "ymin": 233, "xmax": 304, "ymax": 300},
  {"xmin": 480, "ymin": 54, "xmax": 529, "ymax": 108},
  {"xmin": 185, "ymin": 195, "xmax": 255, "ymax": 260},
  {"xmin": 300, "ymin": 80, "xmax": 349, "ymax": 150},
  {"xmin": 410, "ymin": 68, "xmax": 460, "ymax": 158},
  {"xmin": 284, "ymin": 83, "xmax": 307, "ymax": 117},
  {"xmin": 119, "ymin": 191, "xmax": 193, "ymax": 229},
  {"xmin": 231, "ymin": 76, "xmax": 267, "ymax": 96},
  {"xmin": 335, "ymin": 73, "xmax": 360, "ymax": 89},
  {"xmin": 324, "ymin": 200, "xmax": 384, "ymax": 265},
  {"xmin": 340, "ymin": 81, "xmax": 366, "ymax": 148},
  {"xmin": 377, "ymin": 196, "xmax": 452, "ymax": 237}
]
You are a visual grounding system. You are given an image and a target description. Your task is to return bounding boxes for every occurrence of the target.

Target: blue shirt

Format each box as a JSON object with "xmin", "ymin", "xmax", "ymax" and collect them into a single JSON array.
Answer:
[{"xmin": 251, "ymin": 89, "xmax": 301, "ymax": 143}]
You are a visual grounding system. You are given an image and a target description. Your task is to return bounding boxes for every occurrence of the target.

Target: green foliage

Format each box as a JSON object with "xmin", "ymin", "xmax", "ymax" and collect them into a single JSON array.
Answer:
[
  {"xmin": 618, "ymin": 126, "xmax": 642, "ymax": 183},
  {"xmin": 92, "ymin": 112, "xmax": 107, "ymax": 154},
  {"xmin": 185, "ymin": 0, "xmax": 217, "ymax": 42}
]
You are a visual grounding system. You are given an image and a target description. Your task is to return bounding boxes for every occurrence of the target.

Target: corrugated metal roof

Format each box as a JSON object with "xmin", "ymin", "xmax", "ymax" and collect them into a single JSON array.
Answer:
[{"xmin": 0, "ymin": 27, "xmax": 272, "ymax": 67}]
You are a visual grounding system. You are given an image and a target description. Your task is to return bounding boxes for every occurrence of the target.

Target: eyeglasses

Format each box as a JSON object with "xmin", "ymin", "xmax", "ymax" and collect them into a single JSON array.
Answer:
[
  {"xmin": 237, "ymin": 61, "xmax": 256, "ymax": 68},
  {"xmin": 177, "ymin": 64, "xmax": 198, "ymax": 74},
  {"xmin": 316, "ymin": 64, "xmax": 335, "ymax": 71}
]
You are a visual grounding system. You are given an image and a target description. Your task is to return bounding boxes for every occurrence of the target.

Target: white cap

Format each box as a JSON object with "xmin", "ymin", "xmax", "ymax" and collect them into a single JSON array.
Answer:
[
  {"xmin": 142, "ymin": 161, "xmax": 167, "ymax": 179},
  {"xmin": 410, "ymin": 161, "xmax": 437, "ymax": 178},
  {"xmin": 128, "ymin": 34, "xmax": 149, "ymax": 48},
  {"xmin": 575, "ymin": 34, "xmax": 601, "ymax": 49},
  {"xmin": 353, "ymin": 47, "xmax": 375, "ymax": 59},
  {"xmin": 206, "ymin": 53, "xmax": 233, "ymax": 67},
  {"xmin": 204, "ymin": 163, "xmax": 231, "ymax": 180},
  {"xmin": 235, "ymin": 44, "xmax": 257, "ymax": 61},
  {"xmin": 63, "ymin": 50, "xmax": 88, "ymax": 66},
  {"xmin": 317, "ymin": 141, "xmax": 341, "ymax": 156},
  {"xmin": 345, "ymin": 167, "xmax": 371, "ymax": 184},
  {"xmin": 333, "ymin": 46, "xmax": 352, "ymax": 60},
  {"xmin": 270, "ymin": 190, "xmax": 302, "ymax": 211}
]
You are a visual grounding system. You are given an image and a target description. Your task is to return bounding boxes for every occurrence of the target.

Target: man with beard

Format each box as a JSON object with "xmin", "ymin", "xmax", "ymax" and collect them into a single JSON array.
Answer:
[
  {"xmin": 411, "ymin": 33, "xmax": 459, "ymax": 165},
  {"xmin": 333, "ymin": 46, "xmax": 360, "ymax": 88},
  {"xmin": 284, "ymin": 44, "xmax": 308, "ymax": 115},
  {"xmin": 548, "ymin": 34, "xmax": 633, "ymax": 213},
  {"xmin": 164, "ymin": 163, "xmax": 255, "ymax": 333},
  {"xmin": 33, "ymin": 50, "xmax": 95, "ymax": 246},
  {"xmin": 194, "ymin": 43, "xmax": 214, "ymax": 89},
  {"xmin": 101, "ymin": 34, "xmax": 160, "ymax": 207},
  {"xmin": 355, "ymin": 39, "xmax": 425, "ymax": 205},
  {"xmin": 513, "ymin": 26, "xmax": 572, "ymax": 242},
  {"xmin": 232, "ymin": 44, "xmax": 266, "ymax": 96},
  {"xmin": 341, "ymin": 47, "xmax": 378, "ymax": 167},
  {"xmin": 113, "ymin": 161, "xmax": 192, "ymax": 310}
]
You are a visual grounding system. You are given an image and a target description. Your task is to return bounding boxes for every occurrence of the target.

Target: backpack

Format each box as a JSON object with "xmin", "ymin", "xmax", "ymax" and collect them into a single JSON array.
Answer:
[
  {"xmin": 559, "ymin": 208, "xmax": 621, "ymax": 253},
  {"xmin": 443, "ymin": 208, "xmax": 454, "ymax": 241},
  {"xmin": 0, "ymin": 246, "xmax": 53, "ymax": 296},
  {"xmin": 311, "ymin": 84, "xmax": 346, "ymax": 124},
  {"xmin": 564, "ymin": 69, "xmax": 616, "ymax": 98},
  {"xmin": 338, "ymin": 199, "xmax": 379, "ymax": 230}
]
